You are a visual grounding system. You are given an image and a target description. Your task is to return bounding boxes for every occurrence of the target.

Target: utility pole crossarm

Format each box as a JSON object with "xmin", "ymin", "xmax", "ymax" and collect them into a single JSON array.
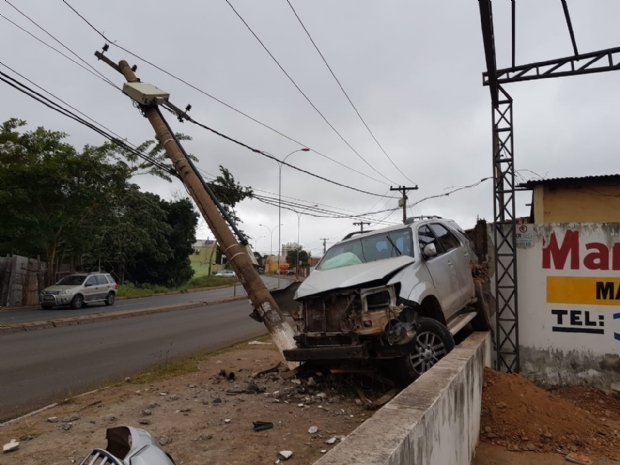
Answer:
[
  {"xmin": 390, "ymin": 186, "xmax": 418, "ymax": 224},
  {"xmin": 96, "ymin": 54, "xmax": 297, "ymax": 367},
  {"xmin": 353, "ymin": 221, "xmax": 371, "ymax": 233}
]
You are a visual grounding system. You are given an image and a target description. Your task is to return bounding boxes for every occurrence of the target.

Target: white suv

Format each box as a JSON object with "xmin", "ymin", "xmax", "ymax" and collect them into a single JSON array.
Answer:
[
  {"xmin": 283, "ymin": 217, "xmax": 489, "ymax": 385},
  {"xmin": 40, "ymin": 273, "xmax": 118, "ymax": 310}
]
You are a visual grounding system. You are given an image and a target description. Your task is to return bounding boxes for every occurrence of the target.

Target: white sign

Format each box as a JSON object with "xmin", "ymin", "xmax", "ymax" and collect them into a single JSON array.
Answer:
[{"xmin": 515, "ymin": 224, "xmax": 534, "ymax": 248}]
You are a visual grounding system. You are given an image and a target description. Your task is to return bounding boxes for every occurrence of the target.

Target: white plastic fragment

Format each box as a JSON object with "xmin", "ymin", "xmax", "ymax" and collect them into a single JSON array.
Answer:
[
  {"xmin": 3, "ymin": 439, "xmax": 19, "ymax": 453},
  {"xmin": 278, "ymin": 450, "xmax": 293, "ymax": 460}
]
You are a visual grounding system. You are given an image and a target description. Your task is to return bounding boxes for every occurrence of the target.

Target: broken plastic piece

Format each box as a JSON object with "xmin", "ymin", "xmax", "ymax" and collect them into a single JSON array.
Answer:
[{"xmin": 253, "ymin": 421, "xmax": 273, "ymax": 432}]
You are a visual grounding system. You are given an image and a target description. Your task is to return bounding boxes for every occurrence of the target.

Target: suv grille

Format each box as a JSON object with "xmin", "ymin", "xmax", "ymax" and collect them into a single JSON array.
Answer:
[
  {"xmin": 366, "ymin": 291, "xmax": 390, "ymax": 309},
  {"xmin": 43, "ymin": 290, "xmax": 60, "ymax": 295}
]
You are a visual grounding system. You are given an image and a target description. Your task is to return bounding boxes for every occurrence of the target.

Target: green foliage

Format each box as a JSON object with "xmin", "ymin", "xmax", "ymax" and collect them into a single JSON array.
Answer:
[
  {"xmin": 0, "ymin": 118, "xmax": 198, "ymax": 286},
  {"xmin": 285, "ymin": 243, "xmax": 309, "ymax": 267},
  {"xmin": 117, "ymin": 276, "xmax": 237, "ymax": 298},
  {"xmin": 208, "ymin": 165, "xmax": 253, "ymax": 229}
]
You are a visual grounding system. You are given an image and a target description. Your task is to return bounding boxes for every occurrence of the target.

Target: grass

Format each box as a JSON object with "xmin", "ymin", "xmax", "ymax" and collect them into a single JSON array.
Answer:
[
  {"xmin": 130, "ymin": 334, "xmax": 273, "ymax": 384},
  {"xmin": 117, "ymin": 275, "xmax": 237, "ymax": 299}
]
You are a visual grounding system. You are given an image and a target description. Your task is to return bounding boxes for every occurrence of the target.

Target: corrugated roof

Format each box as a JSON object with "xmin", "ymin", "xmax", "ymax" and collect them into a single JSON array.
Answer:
[{"xmin": 521, "ymin": 174, "xmax": 620, "ymax": 189}]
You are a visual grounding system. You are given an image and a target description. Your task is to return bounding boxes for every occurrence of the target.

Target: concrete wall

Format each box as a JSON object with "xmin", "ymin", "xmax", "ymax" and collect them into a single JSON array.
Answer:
[
  {"xmin": 489, "ymin": 223, "xmax": 620, "ymax": 389},
  {"xmin": 314, "ymin": 332, "xmax": 491, "ymax": 465},
  {"xmin": 533, "ymin": 183, "xmax": 620, "ymax": 224}
]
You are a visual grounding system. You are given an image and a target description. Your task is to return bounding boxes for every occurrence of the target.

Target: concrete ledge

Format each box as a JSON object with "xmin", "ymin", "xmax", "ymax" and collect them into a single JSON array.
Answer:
[
  {"xmin": 315, "ymin": 332, "xmax": 492, "ymax": 465},
  {"xmin": 0, "ymin": 296, "xmax": 250, "ymax": 336}
]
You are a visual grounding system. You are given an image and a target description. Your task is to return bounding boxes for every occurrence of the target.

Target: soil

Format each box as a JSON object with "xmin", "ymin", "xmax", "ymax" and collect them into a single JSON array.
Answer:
[
  {"xmin": 0, "ymin": 344, "xmax": 373, "ymax": 465},
  {"xmin": 478, "ymin": 367, "xmax": 620, "ymax": 463}
]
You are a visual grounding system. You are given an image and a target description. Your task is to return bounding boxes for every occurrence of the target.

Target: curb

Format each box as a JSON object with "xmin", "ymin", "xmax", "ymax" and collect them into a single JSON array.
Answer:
[{"xmin": 0, "ymin": 295, "xmax": 249, "ymax": 336}]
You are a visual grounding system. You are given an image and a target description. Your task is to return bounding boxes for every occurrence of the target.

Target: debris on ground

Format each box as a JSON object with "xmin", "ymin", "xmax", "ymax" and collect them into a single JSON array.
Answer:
[
  {"xmin": 480, "ymin": 367, "xmax": 620, "ymax": 459},
  {"xmin": 248, "ymin": 341, "xmax": 272, "ymax": 345},
  {"xmin": 308, "ymin": 426, "xmax": 318, "ymax": 434},
  {"xmin": 252, "ymin": 421, "xmax": 273, "ymax": 432},
  {"xmin": 3, "ymin": 439, "xmax": 19, "ymax": 453},
  {"xmin": 278, "ymin": 450, "xmax": 293, "ymax": 460},
  {"xmin": 0, "ymin": 346, "xmax": 369, "ymax": 464},
  {"xmin": 565, "ymin": 452, "xmax": 592, "ymax": 464}
]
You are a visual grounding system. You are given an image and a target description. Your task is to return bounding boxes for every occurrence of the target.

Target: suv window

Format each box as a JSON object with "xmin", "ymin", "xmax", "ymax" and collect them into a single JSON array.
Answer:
[
  {"xmin": 318, "ymin": 228, "xmax": 412, "ymax": 271},
  {"xmin": 85, "ymin": 276, "xmax": 98, "ymax": 286},
  {"xmin": 430, "ymin": 224, "xmax": 461, "ymax": 252},
  {"xmin": 95, "ymin": 275, "xmax": 108, "ymax": 285},
  {"xmin": 418, "ymin": 226, "xmax": 439, "ymax": 254},
  {"xmin": 105, "ymin": 274, "xmax": 116, "ymax": 284}
]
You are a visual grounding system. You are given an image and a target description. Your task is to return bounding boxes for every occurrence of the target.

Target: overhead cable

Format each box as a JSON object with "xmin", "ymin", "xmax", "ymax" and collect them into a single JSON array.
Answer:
[
  {"xmin": 163, "ymin": 105, "xmax": 392, "ymax": 198},
  {"xmin": 60, "ymin": 0, "xmax": 389, "ymax": 187},
  {"xmin": 0, "ymin": 69, "xmax": 177, "ymax": 177},
  {"xmin": 285, "ymin": 0, "xmax": 416, "ymax": 186},
  {"xmin": 224, "ymin": 0, "xmax": 396, "ymax": 185}
]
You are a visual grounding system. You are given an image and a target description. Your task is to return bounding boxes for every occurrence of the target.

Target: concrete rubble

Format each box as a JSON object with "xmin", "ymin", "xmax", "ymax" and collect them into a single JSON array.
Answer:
[{"xmin": 2, "ymin": 439, "xmax": 19, "ymax": 453}]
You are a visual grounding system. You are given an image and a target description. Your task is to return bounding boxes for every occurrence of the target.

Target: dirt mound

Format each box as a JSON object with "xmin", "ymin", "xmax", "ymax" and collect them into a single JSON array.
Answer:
[{"xmin": 480, "ymin": 367, "xmax": 620, "ymax": 457}]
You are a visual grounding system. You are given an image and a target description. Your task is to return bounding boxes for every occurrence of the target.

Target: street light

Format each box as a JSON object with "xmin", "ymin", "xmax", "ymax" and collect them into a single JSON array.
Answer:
[
  {"xmin": 278, "ymin": 148, "xmax": 310, "ymax": 277},
  {"xmin": 295, "ymin": 204, "xmax": 318, "ymax": 275},
  {"xmin": 259, "ymin": 223, "xmax": 281, "ymax": 272},
  {"xmin": 254, "ymin": 235, "xmax": 265, "ymax": 252}
]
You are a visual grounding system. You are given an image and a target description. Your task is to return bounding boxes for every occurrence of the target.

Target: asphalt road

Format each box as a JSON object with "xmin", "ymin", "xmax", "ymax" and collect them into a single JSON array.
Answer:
[
  {"xmin": 0, "ymin": 276, "xmax": 285, "ymax": 325},
  {"xmin": 0, "ymin": 299, "xmax": 272, "ymax": 422}
]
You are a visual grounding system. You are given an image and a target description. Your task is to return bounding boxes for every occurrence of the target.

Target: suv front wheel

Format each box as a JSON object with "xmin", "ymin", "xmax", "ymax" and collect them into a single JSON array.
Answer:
[
  {"xmin": 70, "ymin": 294, "xmax": 84, "ymax": 310},
  {"xmin": 384, "ymin": 317, "xmax": 455, "ymax": 386}
]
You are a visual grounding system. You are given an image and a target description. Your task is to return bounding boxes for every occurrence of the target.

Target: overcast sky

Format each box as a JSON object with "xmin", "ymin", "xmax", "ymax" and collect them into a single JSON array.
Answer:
[{"xmin": 2, "ymin": 1, "xmax": 619, "ymax": 257}]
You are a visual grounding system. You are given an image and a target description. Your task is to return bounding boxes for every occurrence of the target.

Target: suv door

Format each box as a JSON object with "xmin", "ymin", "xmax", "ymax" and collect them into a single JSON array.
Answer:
[
  {"xmin": 430, "ymin": 223, "xmax": 474, "ymax": 309},
  {"xmin": 96, "ymin": 275, "xmax": 111, "ymax": 300},
  {"xmin": 418, "ymin": 225, "xmax": 462, "ymax": 317},
  {"xmin": 83, "ymin": 275, "xmax": 99, "ymax": 301}
]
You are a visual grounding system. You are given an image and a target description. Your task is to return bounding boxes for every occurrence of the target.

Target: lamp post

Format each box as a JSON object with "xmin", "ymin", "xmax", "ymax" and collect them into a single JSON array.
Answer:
[
  {"xmin": 278, "ymin": 148, "xmax": 310, "ymax": 279},
  {"xmin": 295, "ymin": 204, "xmax": 318, "ymax": 276},
  {"xmin": 259, "ymin": 223, "xmax": 281, "ymax": 273},
  {"xmin": 254, "ymin": 235, "xmax": 265, "ymax": 253}
]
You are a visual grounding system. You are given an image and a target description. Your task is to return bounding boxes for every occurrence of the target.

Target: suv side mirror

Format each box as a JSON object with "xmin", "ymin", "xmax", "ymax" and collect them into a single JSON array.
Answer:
[{"xmin": 423, "ymin": 243, "xmax": 438, "ymax": 258}]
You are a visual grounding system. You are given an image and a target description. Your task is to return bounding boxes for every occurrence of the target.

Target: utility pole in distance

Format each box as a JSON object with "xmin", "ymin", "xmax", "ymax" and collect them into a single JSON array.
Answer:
[
  {"xmin": 320, "ymin": 238, "xmax": 328, "ymax": 255},
  {"xmin": 95, "ymin": 53, "xmax": 297, "ymax": 366},
  {"xmin": 353, "ymin": 221, "xmax": 371, "ymax": 233},
  {"xmin": 390, "ymin": 186, "xmax": 419, "ymax": 224}
]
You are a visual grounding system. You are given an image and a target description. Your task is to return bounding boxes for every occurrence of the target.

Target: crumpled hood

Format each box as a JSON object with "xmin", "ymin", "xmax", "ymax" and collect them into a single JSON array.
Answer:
[{"xmin": 295, "ymin": 255, "xmax": 415, "ymax": 299}]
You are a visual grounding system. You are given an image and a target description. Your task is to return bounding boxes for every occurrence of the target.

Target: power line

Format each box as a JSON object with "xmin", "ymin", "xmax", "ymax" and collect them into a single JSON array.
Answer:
[
  {"xmin": 0, "ymin": 69, "xmax": 176, "ymax": 178},
  {"xmin": 60, "ymin": 0, "xmax": 389, "ymax": 187},
  {"xmin": 285, "ymin": 0, "xmax": 416, "ymax": 186},
  {"xmin": 163, "ymin": 105, "xmax": 392, "ymax": 198},
  {"xmin": 0, "ymin": 13, "xmax": 118, "ymax": 90},
  {"xmin": 3, "ymin": 0, "xmax": 117, "ymax": 89},
  {"xmin": 224, "ymin": 0, "xmax": 396, "ymax": 185}
]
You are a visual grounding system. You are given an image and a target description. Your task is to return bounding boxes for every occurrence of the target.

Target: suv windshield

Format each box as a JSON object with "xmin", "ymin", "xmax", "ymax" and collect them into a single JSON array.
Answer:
[
  {"xmin": 55, "ymin": 275, "xmax": 87, "ymax": 286},
  {"xmin": 317, "ymin": 229, "xmax": 412, "ymax": 271}
]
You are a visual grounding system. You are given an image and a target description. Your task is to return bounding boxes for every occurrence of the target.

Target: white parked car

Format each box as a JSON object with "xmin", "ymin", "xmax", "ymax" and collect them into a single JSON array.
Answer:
[
  {"xmin": 283, "ymin": 217, "xmax": 490, "ymax": 385},
  {"xmin": 215, "ymin": 269, "xmax": 236, "ymax": 278}
]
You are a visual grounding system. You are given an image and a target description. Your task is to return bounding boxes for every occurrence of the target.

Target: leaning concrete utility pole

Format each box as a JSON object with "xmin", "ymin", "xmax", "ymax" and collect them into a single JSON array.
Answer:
[{"xmin": 96, "ymin": 54, "xmax": 297, "ymax": 366}]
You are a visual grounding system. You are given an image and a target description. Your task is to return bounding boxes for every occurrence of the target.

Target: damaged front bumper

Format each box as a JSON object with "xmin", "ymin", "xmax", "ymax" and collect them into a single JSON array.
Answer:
[{"xmin": 284, "ymin": 284, "xmax": 419, "ymax": 363}]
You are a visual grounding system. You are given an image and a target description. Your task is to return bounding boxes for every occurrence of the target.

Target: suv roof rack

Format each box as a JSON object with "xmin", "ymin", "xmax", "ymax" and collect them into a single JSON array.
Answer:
[
  {"xmin": 404, "ymin": 215, "xmax": 442, "ymax": 225},
  {"xmin": 342, "ymin": 230, "xmax": 374, "ymax": 241}
]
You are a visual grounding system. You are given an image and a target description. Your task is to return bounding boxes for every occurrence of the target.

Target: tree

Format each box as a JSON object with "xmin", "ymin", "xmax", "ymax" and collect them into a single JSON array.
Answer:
[
  {"xmin": 208, "ymin": 166, "xmax": 253, "ymax": 230},
  {"xmin": 285, "ymin": 244, "xmax": 309, "ymax": 267},
  {"xmin": 0, "ymin": 119, "xmax": 130, "ymax": 283},
  {"xmin": 0, "ymin": 119, "xmax": 199, "ymax": 286}
]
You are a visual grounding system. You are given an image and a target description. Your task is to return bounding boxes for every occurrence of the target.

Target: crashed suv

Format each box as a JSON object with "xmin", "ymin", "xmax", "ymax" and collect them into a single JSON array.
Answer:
[{"xmin": 283, "ymin": 217, "xmax": 490, "ymax": 385}]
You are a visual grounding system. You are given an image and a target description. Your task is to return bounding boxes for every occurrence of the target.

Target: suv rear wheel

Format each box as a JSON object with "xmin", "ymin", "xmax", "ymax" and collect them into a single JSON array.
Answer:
[
  {"xmin": 70, "ymin": 294, "xmax": 84, "ymax": 310},
  {"xmin": 105, "ymin": 292, "xmax": 115, "ymax": 306},
  {"xmin": 384, "ymin": 317, "xmax": 455, "ymax": 386}
]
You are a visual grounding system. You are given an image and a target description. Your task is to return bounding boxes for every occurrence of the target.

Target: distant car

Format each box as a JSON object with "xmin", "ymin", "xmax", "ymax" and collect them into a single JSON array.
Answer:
[
  {"xmin": 215, "ymin": 269, "xmax": 236, "ymax": 277},
  {"xmin": 257, "ymin": 267, "xmax": 265, "ymax": 274},
  {"xmin": 286, "ymin": 269, "xmax": 295, "ymax": 275},
  {"xmin": 40, "ymin": 273, "xmax": 118, "ymax": 310}
]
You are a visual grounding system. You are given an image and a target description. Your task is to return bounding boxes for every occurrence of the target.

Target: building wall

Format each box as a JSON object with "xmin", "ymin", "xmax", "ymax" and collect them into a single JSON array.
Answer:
[
  {"xmin": 501, "ymin": 223, "xmax": 620, "ymax": 388},
  {"xmin": 190, "ymin": 245, "xmax": 217, "ymax": 264},
  {"xmin": 534, "ymin": 183, "xmax": 620, "ymax": 224}
]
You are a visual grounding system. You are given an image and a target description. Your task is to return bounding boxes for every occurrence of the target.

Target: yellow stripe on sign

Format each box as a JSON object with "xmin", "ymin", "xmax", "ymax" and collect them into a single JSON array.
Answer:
[{"xmin": 547, "ymin": 276, "xmax": 620, "ymax": 306}]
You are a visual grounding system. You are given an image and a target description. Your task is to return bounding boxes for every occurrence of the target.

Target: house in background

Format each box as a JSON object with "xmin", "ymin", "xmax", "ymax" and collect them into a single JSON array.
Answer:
[
  {"xmin": 190, "ymin": 239, "xmax": 223, "ymax": 275},
  {"xmin": 523, "ymin": 174, "xmax": 620, "ymax": 223}
]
